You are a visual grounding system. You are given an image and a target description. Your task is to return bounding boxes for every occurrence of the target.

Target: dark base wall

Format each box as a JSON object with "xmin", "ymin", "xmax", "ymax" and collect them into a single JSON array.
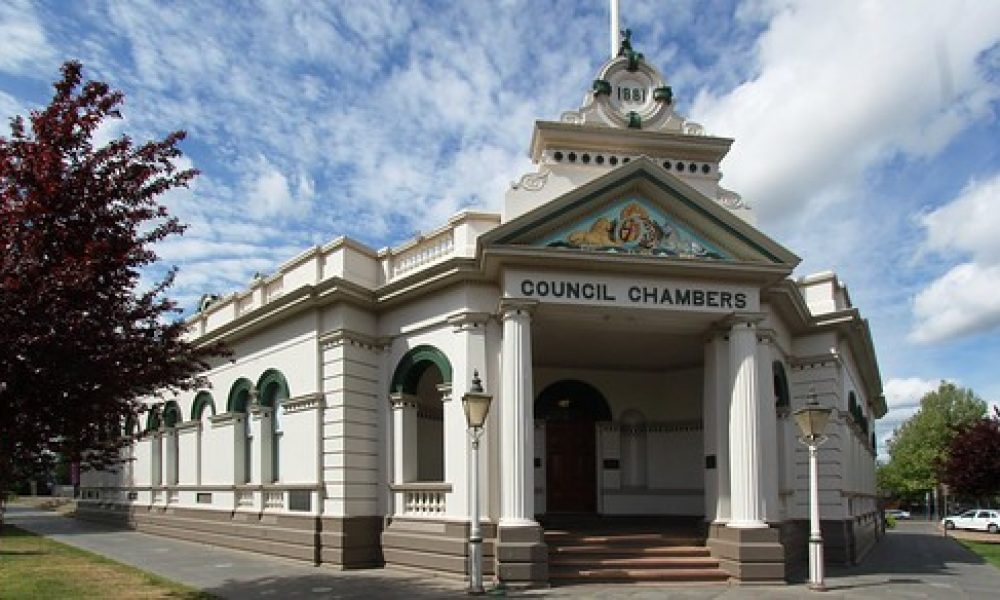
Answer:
[
  {"xmin": 381, "ymin": 517, "xmax": 495, "ymax": 579},
  {"xmin": 75, "ymin": 502, "xmax": 382, "ymax": 568},
  {"xmin": 780, "ymin": 511, "xmax": 883, "ymax": 572}
]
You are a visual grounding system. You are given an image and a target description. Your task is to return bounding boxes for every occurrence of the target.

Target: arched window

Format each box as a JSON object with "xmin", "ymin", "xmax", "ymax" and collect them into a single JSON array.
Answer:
[
  {"xmin": 146, "ymin": 405, "xmax": 163, "ymax": 486},
  {"xmin": 256, "ymin": 369, "xmax": 289, "ymax": 483},
  {"xmin": 191, "ymin": 391, "xmax": 216, "ymax": 421},
  {"xmin": 389, "ymin": 345, "xmax": 452, "ymax": 483},
  {"xmin": 773, "ymin": 361, "xmax": 791, "ymax": 408},
  {"xmin": 228, "ymin": 378, "xmax": 254, "ymax": 484},
  {"xmin": 191, "ymin": 391, "xmax": 215, "ymax": 486},
  {"xmin": 162, "ymin": 401, "xmax": 181, "ymax": 486}
]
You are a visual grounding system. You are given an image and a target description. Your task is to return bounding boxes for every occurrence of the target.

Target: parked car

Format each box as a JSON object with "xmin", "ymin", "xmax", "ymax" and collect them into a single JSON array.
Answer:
[
  {"xmin": 941, "ymin": 509, "xmax": 1000, "ymax": 533},
  {"xmin": 885, "ymin": 509, "xmax": 911, "ymax": 520}
]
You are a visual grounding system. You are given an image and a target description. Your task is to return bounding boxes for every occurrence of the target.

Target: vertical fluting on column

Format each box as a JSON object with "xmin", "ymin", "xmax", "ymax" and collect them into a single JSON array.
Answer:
[
  {"xmin": 704, "ymin": 332, "xmax": 731, "ymax": 523},
  {"xmin": 728, "ymin": 317, "xmax": 767, "ymax": 528},
  {"xmin": 499, "ymin": 301, "xmax": 536, "ymax": 526}
]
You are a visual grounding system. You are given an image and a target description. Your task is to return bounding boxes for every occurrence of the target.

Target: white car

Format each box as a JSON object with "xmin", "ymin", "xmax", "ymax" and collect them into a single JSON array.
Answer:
[{"xmin": 942, "ymin": 509, "xmax": 1000, "ymax": 533}]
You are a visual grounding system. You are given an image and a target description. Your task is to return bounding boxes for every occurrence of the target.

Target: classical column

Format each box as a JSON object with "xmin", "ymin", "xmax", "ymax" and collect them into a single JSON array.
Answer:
[
  {"xmin": 499, "ymin": 300, "xmax": 536, "ymax": 526},
  {"xmin": 728, "ymin": 316, "xmax": 767, "ymax": 528},
  {"xmin": 389, "ymin": 393, "xmax": 418, "ymax": 485},
  {"xmin": 703, "ymin": 331, "xmax": 730, "ymax": 523}
]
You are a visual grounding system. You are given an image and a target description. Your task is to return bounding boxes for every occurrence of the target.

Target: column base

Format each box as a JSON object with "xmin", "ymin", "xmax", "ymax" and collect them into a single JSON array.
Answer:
[
  {"xmin": 707, "ymin": 522, "xmax": 785, "ymax": 583},
  {"xmin": 495, "ymin": 523, "xmax": 548, "ymax": 586}
]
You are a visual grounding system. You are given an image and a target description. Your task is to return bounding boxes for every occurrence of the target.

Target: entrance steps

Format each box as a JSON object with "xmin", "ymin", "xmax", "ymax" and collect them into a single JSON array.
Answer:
[{"xmin": 543, "ymin": 517, "xmax": 730, "ymax": 584}]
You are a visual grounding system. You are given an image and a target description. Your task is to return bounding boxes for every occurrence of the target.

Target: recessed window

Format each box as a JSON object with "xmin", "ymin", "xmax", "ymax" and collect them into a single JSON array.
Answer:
[
  {"xmin": 701, "ymin": 164, "xmax": 711, "ymax": 174},
  {"xmin": 196, "ymin": 493, "xmax": 212, "ymax": 504},
  {"xmin": 581, "ymin": 153, "xmax": 591, "ymax": 164},
  {"xmin": 553, "ymin": 151, "xmax": 564, "ymax": 161},
  {"xmin": 688, "ymin": 162, "xmax": 697, "ymax": 173},
  {"xmin": 568, "ymin": 152, "xmax": 577, "ymax": 162},
  {"xmin": 609, "ymin": 156, "xmax": 619, "ymax": 166}
]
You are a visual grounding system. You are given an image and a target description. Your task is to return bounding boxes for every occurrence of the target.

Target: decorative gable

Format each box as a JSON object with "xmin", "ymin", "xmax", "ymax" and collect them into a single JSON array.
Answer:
[
  {"xmin": 483, "ymin": 157, "xmax": 800, "ymax": 270},
  {"xmin": 538, "ymin": 196, "xmax": 730, "ymax": 260}
]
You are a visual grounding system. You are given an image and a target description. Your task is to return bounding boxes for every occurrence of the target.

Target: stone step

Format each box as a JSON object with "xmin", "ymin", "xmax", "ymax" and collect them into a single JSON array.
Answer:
[
  {"xmin": 548, "ymin": 543, "xmax": 711, "ymax": 557},
  {"xmin": 548, "ymin": 567, "xmax": 730, "ymax": 583},
  {"xmin": 550, "ymin": 555, "xmax": 721, "ymax": 569}
]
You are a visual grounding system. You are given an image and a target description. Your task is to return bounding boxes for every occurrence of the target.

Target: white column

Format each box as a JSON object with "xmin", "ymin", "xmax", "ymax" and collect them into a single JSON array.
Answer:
[
  {"xmin": 448, "ymin": 312, "xmax": 491, "ymax": 521},
  {"xmin": 703, "ymin": 332, "xmax": 730, "ymax": 522},
  {"xmin": 390, "ymin": 394, "xmax": 418, "ymax": 484},
  {"xmin": 756, "ymin": 336, "xmax": 780, "ymax": 522},
  {"xmin": 499, "ymin": 301, "xmax": 536, "ymax": 527},
  {"xmin": 728, "ymin": 317, "xmax": 767, "ymax": 528}
]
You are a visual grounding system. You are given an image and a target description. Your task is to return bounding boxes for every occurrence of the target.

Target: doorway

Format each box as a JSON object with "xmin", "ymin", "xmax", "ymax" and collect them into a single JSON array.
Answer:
[{"xmin": 535, "ymin": 380, "xmax": 612, "ymax": 513}]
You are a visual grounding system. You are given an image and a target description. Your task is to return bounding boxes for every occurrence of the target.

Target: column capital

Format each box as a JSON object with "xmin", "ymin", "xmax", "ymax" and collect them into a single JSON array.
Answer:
[
  {"xmin": 499, "ymin": 299, "xmax": 538, "ymax": 319},
  {"xmin": 721, "ymin": 312, "xmax": 767, "ymax": 329},
  {"xmin": 447, "ymin": 311, "xmax": 492, "ymax": 332},
  {"xmin": 435, "ymin": 383, "xmax": 453, "ymax": 402},
  {"xmin": 389, "ymin": 392, "xmax": 418, "ymax": 410}
]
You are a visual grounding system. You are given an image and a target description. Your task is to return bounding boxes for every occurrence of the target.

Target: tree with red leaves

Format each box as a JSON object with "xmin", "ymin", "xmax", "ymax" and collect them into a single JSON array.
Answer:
[
  {"xmin": 939, "ymin": 408, "xmax": 1000, "ymax": 504},
  {"xmin": 0, "ymin": 62, "xmax": 223, "ymax": 523}
]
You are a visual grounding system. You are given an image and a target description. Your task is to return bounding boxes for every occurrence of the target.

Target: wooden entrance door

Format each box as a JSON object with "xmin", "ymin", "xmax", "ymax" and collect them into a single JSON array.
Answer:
[{"xmin": 546, "ymin": 420, "xmax": 597, "ymax": 512}]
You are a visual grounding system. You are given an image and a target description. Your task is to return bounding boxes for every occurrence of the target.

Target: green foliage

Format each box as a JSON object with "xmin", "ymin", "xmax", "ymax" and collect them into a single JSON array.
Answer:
[
  {"xmin": 879, "ymin": 382, "xmax": 986, "ymax": 496},
  {"xmin": 885, "ymin": 514, "xmax": 897, "ymax": 529}
]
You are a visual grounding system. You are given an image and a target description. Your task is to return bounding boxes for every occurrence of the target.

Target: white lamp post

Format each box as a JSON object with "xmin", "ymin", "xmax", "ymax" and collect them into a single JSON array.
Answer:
[
  {"xmin": 793, "ymin": 388, "xmax": 833, "ymax": 592},
  {"xmin": 462, "ymin": 370, "xmax": 492, "ymax": 595}
]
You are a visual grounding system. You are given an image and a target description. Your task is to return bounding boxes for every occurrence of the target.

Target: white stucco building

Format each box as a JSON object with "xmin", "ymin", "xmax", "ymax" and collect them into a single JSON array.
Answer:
[{"xmin": 79, "ymin": 35, "xmax": 885, "ymax": 585}]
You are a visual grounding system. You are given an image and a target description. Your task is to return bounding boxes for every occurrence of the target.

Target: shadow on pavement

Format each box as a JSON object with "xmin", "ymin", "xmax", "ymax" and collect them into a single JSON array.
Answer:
[{"xmin": 199, "ymin": 572, "xmax": 465, "ymax": 600}]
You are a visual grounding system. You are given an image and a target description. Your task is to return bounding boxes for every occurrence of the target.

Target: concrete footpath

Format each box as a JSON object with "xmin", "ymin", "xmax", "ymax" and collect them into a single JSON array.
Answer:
[{"xmin": 6, "ymin": 506, "xmax": 1000, "ymax": 599}]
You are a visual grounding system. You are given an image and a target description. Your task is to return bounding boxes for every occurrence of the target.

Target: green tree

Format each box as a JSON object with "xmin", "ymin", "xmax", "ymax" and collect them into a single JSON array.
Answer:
[{"xmin": 880, "ymin": 382, "xmax": 986, "ymax": 498}]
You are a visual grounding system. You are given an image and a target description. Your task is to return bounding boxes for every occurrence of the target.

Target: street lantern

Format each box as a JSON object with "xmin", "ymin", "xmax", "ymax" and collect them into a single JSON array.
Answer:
[
  {"xmin": 793, "ymin": 388, "xmax": 833, "ymax": 591},
  {"xmin": 462, "ymin": 370, "xmax": 492, "ymax": 595}
]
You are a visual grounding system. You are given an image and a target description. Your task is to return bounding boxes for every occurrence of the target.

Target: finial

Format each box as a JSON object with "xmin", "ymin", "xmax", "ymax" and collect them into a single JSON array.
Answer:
[{"xmin": 471, "ymin": 370, "xmax": 483, "ymax": 393}]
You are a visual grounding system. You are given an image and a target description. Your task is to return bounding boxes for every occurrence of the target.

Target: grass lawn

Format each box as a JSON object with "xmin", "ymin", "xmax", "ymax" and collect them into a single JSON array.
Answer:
[
  {"xmin": 0, "ymin": 525, "xmax": 215, "ymax": 599},
  {"xmin": 957, "ymin": 538, "xmax": 1000, "ymax": 569}
]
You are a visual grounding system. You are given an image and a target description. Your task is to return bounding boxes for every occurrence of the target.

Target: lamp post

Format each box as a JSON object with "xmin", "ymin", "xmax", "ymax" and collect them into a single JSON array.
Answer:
[
  {"xmin": 462, "ymin": 370, "xmax": 493, "ymax": 595},
  {"xmin": 793, "ymin": 388, "xmax": 833, "ymax": 592}
]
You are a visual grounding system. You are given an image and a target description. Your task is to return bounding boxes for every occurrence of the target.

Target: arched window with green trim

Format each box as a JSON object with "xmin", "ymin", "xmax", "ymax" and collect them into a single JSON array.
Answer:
[
  {"xmin": 162, "ymin": 401, "xmax": 181, "ymax": 485},
  {"xmin": 191, "ymin": 391, "xmax": 216, "ymax": 421},
  {"xmin": 390, "ymin": 345, "xmax": 452, "ymax": 483},
  {"xmin": 256, "ymin": 369, "xmax": 290, "ymax": 482},
  {"xmin": 228, "ymin": 378, "xmax": 254, "ymax": 484},
  {"xmin": 773, "ymin": 361, "xmax": 791, "ymax": 408},
  {"xmin": 146, "ymin": 405, "xmax": 162, "ymax": 433}
]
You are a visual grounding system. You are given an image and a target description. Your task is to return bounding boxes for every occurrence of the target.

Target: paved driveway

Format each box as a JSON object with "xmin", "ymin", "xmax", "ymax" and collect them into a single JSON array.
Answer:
[{"xmin": 6, "ymin": 507, "xmax": 1000, "ymax": 599}]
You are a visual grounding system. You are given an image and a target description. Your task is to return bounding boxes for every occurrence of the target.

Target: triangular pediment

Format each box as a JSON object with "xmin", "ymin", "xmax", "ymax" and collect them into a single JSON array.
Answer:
[
  {"xmin": 538, "ymin": 196, "xmax": 731, "ymax": 260},
  {"xmin": 482, "ymin": 157, "xmax": 799, "ymax": 269}
]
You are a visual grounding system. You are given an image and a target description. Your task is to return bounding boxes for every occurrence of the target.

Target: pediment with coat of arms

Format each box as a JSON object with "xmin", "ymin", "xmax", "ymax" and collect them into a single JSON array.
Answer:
[{"xmin": 538, "ymin": 196, "xmax": 730, "ymax": 260}]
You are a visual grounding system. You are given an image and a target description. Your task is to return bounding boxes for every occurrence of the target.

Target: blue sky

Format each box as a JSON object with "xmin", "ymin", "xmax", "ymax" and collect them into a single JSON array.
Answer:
[{"xmin": 2, "ymin": 0, "xmax": 999, "ymax": 458}]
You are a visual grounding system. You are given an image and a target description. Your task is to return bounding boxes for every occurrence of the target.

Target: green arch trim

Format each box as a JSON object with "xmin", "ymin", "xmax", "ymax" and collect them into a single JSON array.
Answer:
[
  {"xmin": 191, "ymin": 391, "xmax": 217, "ymax": 420},
  {"xmin": 256, "ymin": 369, "xmax": 290, "ymax": 408},
  {"xmin": 228, "ymin": 378, "xmax": 254, "ymax": 413},
  {"xmin": 773, "ymin": 361, "xmax": 791, "ymax": 408},
  {"xmin": 389, "ymin": 345, "xmax": 453, "ymax": 395},
  {"xmin": 162, "ymin": 400, "xmax": 182, "ymax": 428}
]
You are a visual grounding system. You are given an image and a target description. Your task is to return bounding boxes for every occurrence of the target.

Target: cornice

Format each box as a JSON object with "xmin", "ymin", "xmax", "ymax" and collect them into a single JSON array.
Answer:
[{"xmin": 281, "ymin": 393, "xmax": 324, "ymax": 414}]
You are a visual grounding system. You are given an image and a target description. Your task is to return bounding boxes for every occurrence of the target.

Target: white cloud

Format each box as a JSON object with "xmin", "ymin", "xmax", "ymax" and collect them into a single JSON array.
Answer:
[
  {"xmin": 910, "ymin": 262, "xmax": 1000, "ymax": 343},
  {"xmin": 0, "ymin": 0, "xmax": 55, "ymax": 74},
  {"xmin": 690, "ymin": 0, "xmax": 1000, "ymax": 224},
  {"xmin": 884, "ymin": 377, "xmax": 939, "ymax": 411},
  {"xmin": 911, "ymin": 173, "xmax": 1000, "ymax": 343},
  {"xmin": 241, "ymin": 156, "xmax": 313, "ymax": 222}
]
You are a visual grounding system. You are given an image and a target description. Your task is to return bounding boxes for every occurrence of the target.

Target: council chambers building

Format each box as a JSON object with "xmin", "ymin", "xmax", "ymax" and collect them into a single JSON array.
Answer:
[{"xmin": 79, "ymin": 34, "xmax": 885, "ymax": 586}]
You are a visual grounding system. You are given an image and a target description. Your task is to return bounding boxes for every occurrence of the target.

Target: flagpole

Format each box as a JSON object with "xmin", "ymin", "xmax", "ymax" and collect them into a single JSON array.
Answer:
[{"xmin": 610, "ymin": 0, "xmax": 620, "ymax": 58}]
